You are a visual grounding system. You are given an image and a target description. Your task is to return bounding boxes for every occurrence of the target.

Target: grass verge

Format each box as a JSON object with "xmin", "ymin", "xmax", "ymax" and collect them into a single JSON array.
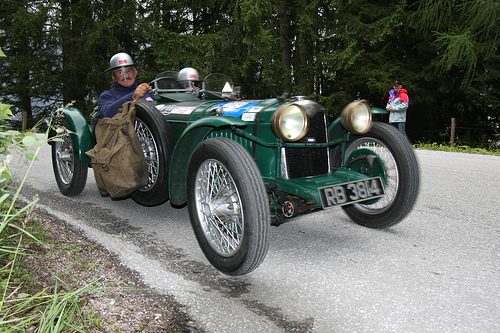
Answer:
[
  {"xmin": 414, "ymin": 142, "xmax": 500, "ymax": 156},
  {"xmin": 0, "ymin": 203, "xmax": 102, "ymax": 331},
  {"xmin": 0, "ymin": 205, "xmax": 195, "ymax": 332},
  {"xmin": 0, "ymin": 124, "xmax": 194, "ymax": 332}
]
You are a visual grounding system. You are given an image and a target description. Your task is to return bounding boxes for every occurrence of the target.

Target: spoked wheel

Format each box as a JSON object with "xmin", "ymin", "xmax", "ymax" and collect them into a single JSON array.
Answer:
[
  {"xmin": 187, "ymin": 137, "xmax": 270, "ymax": 276},
  {"xmin": 342, "ymin": 122, "xmax": 419, "ymax": 228},
  {"xmin": 51, "ymin": 118, "xmax": 88, "ymax": 196},
  {"xmin": 130, "ymin": 101, "xmax": 174, "ymax": 206}
]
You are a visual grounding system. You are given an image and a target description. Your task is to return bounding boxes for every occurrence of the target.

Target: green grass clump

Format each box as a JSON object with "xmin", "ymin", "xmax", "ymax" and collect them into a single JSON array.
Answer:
[
  {"xmin": 414, "ymin": 142, "xmax": 500, "ymax": 156},
  {"xmin": 0, "ymin": 120, "xmax": 104, "ymax": 332}
]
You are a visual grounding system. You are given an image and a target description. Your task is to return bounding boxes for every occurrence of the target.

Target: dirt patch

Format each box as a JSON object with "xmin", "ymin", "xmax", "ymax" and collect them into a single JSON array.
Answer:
[{"xmin": 22, "ymin": 209, "xmax": 202, "ymax": 332}]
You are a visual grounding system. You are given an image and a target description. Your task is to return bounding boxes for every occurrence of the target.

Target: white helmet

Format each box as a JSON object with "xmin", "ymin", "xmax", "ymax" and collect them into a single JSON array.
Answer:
[{"xmin": 105, "ymin": 52, "xmax": 136, "ymax": 72}]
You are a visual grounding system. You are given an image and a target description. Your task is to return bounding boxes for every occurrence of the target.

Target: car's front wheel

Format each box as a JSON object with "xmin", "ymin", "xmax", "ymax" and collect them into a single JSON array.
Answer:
[
  {"xmin": 342, "ymin": 122, "xmax": 419, "ymax": 228},
  {"xmin": 187, "ymin": 137, "xmax": 270, "ymax": 275},
  {"xmin": 51, "ymin": 118, "xmax": 88, "ymax": 196}
]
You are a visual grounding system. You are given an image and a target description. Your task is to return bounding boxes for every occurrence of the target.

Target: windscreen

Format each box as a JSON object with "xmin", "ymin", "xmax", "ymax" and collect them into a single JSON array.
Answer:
[{"xmin": 204, "ymin": 73, "xmax": 233, "ymax": 93}]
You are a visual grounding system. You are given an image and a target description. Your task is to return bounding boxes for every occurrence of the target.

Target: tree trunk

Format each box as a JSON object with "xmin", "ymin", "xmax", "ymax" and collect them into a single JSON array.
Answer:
[
  {"xmin": 278, "ymin": 2, "xmax": 291, "ymax": 94},
  {"xmin": 60, "ymin": 0, "xmax": 88, "ymax": 113}
]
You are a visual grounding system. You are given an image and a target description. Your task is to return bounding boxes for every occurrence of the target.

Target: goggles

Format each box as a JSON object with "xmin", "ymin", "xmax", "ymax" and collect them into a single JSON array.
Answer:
[{"xmin": 113, "ymin": 67, "xmax": 136, "ymax": 81}]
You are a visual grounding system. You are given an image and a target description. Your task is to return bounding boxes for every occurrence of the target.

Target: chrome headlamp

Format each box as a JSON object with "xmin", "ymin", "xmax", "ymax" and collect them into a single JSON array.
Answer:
[
  {"xmin": 340, "ymin": 100, "xmax": 372, "ymax": 134},
  {"xmin": 271, "ymin": 102, "xmax": 309, "ymax": 142}
]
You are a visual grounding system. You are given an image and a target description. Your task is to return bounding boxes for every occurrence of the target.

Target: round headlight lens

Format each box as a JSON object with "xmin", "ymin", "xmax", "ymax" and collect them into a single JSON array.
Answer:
[
  {"xmin": 340, "ymin": 100, "xmax": 372, "ymax": 134},
  {"xmin": 271, "ymin": 103, "xmax": 309, "ymax": 142}
]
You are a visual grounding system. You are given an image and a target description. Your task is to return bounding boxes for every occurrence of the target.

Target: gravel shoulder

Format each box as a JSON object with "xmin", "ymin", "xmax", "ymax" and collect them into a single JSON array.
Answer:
[{"xmin": 24, "ymin": 207, "xmax": 202, "ymax": 332}]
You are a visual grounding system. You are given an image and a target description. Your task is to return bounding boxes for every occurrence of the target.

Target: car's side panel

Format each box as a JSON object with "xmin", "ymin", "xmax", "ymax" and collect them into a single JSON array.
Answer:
[{"xmin": 155, "ymin": 99, "xmax": 220, "ymax": 140}]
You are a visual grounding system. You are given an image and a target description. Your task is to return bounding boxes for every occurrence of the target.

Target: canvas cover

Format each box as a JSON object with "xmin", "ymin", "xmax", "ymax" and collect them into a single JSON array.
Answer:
[{"xmin": 86, "ymin": 99, "xmax": 149, "ymax": 198}]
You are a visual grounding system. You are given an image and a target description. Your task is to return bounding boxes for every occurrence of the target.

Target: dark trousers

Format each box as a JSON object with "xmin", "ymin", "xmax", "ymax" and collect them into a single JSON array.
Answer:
[{"xmin": 390, "ymin": 122, "xmax": 406, "ymax": 137}]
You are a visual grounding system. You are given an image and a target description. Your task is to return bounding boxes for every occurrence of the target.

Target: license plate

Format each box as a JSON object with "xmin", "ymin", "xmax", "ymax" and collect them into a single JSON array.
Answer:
[{"xmin": 319, "ymin": 177, "xmax": 385, "ymax": 208}]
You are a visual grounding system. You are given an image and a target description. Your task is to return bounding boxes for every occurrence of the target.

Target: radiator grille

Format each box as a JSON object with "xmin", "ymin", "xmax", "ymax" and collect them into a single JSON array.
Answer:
[{"xmin": 285, "ymin": 113, "xmax": 329, "ymax": 178}]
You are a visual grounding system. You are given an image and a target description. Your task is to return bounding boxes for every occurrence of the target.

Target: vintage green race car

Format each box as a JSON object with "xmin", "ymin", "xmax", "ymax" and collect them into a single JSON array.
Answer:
[{"xmin": 51, "ymin": 71, "xmax": 419, "ymax": 275}]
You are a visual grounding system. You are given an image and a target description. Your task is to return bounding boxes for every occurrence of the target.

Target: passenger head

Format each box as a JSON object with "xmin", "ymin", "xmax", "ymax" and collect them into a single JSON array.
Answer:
[{"xmin": 178, "ymin": 67, "xmax": 202, "ymax": 89}]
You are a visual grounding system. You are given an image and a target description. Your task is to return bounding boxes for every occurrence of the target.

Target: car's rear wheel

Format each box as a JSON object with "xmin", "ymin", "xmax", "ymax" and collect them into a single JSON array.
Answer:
[
  {"xmin": 342, "ymin": 122, "xmax": 419, "ymax": 228},
  {"xmin": 130, "ymin": 101, "xmax": 174, "ymax": 206},
  {"xmin": 51, "ymin": 118, "xmax": 88, "ymax": 196},
  {"xmin": 187, "ymin": 137, "xmax": 270, "ymax": 275}
]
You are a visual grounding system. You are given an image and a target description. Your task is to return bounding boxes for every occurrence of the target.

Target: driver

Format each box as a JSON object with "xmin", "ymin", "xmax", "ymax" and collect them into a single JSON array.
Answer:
[
  {"xmin": 98, "ymin": 52, "xmax": 154, "ymax": 118},
  {"xmin": 178, "ymin": 67, "xmax": 202, "ymax": 90}
]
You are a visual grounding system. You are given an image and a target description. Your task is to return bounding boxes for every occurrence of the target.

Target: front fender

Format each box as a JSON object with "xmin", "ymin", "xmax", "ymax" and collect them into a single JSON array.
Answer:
[
  {"xmin": 371, "ymin": 106, "xmax": 388, "ymax": 115},
  {"xmin": 55, "ymin": 107, "xmax": 94, "ymax": 163},
  {"xmin": 169, "ymin": 116, "xmax": 249, "ymax": 206}
]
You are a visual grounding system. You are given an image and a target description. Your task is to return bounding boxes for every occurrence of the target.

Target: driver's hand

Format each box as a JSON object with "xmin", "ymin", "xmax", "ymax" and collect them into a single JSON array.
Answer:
[{"xmin": 132, "ymin": 83, "xmax": 152, "ymax": 99}]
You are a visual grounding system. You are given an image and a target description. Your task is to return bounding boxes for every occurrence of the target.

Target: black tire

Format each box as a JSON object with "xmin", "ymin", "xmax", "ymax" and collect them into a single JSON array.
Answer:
[
  {"xmin": 130, "ymin": 101, "xmax": 175, "ymax": 206},
  {"xmin": 187, "ymin": 137, "xmax": 270, "ymax": 275},
  {"xmin": 342, "ymin": 122, "xmax": 419, "ymax": 228},
  {"xmin": 51, "ymin": 118, "xmax": 88, "ymax": 196}
]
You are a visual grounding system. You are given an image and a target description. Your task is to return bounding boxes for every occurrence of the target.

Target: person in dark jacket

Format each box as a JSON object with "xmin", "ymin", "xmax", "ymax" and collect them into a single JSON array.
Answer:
[
  {"xmin": 386, "ymin": 80, "xmax": 409, "ymax": 137},
  {"xmin": 98, "ymin": 52, "xmax": 154, "ymax": 118}
]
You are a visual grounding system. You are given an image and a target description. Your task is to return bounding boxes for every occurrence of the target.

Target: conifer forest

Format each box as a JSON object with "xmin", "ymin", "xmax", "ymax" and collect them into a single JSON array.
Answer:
[{"xmin": 1, "ymin": 0, "xmax": 498, "ymax": 145}]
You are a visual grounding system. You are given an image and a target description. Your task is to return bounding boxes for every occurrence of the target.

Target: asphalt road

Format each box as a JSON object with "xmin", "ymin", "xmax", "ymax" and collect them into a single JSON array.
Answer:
[{"xmin": 14, "ymin": 142, "xmax": 500, "ymax": 333}]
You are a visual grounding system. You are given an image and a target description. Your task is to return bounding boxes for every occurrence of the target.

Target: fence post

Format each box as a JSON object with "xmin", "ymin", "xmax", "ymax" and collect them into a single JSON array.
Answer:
[
  {"xmin": 450, "ymin": 118, "xmax": 456, "ymax": 147},
  {"xmin": 22, "ymin": 111, "xmax": 27, "ymax": 132}
]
